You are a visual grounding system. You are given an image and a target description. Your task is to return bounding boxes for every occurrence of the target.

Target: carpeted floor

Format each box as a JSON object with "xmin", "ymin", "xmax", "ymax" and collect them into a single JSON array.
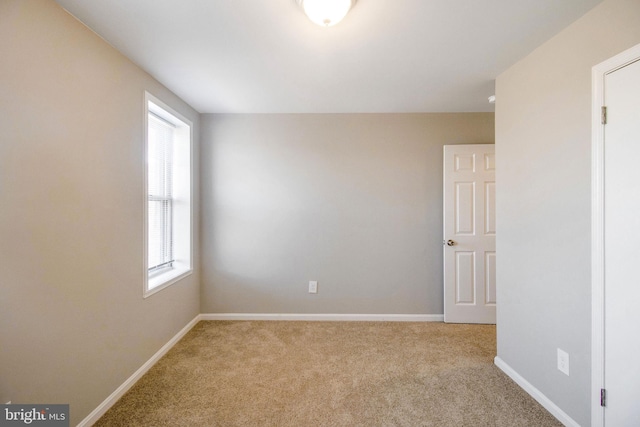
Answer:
[{"xmin": 95, "ymin": 321, "xmax": 561, "ymax": 426}]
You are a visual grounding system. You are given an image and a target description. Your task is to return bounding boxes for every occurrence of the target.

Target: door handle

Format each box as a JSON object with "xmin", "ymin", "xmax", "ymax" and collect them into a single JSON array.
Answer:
[{"xmin": 444, "ymin": 240, "xmax": 455, "ymax": 246}]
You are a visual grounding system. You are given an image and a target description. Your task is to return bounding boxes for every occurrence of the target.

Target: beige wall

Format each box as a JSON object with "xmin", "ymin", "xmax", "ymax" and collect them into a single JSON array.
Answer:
[
  {"xmin": 495, "ymin": 0, "xmax": 640, "ymax": 424},
  {"xmin": 200, "ymin": 113, "xmax": 494, "ymax": 314},
  {"xmin": 0, "ymin": 1, "xmax": 200, "ymax": 424}
]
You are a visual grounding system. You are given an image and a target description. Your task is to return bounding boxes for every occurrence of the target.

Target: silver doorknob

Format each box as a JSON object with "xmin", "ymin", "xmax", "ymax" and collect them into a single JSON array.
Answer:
[{"xmin": 445, "ymin": 240, "xmax": 455, "ymax": 246}]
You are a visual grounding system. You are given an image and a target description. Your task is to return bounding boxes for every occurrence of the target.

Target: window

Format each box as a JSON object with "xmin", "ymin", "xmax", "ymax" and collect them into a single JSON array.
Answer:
[{"xmin": 145, "ymin": 92, "xmax": 192, "ymax": 297}]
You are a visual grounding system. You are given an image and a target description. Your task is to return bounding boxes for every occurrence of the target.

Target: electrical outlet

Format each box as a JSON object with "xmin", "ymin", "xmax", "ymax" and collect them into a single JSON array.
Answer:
[
  {"xmin": 308, "ymin": 281, "xmax": 318, "ymax": 294},
  {"xmin": 557, "ymin": 348, "xmax": 569, "ymax": 376}
]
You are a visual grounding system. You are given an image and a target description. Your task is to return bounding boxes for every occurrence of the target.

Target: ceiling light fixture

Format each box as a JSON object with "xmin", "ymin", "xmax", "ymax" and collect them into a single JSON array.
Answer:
[{"xmin": 296, "ymin": 0, "xmax": 357, "ymax": 27}]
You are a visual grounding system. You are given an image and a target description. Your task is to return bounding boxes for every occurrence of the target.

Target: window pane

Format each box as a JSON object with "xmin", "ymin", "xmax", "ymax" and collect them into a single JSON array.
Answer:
[
  {"xmin": 145, "ymin": 95, "xmax": 191, "ymax": 295},
  {"xmin": 148, "ymin": 113, "xmax": 174, "ymax": 272},
  {"xmin": 148, "ymin": 115, "xmax": 173, "ymax": 198}
]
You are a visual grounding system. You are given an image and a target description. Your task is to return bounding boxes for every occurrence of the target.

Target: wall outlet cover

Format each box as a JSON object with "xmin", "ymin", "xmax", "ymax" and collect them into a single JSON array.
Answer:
[
  {"xmin": 309, "ymin": 281, "xmax": 318, "ymax": 294},
  {"xmin": 557, "ymin": 348, "xmax": 569, "ymax": 376}
]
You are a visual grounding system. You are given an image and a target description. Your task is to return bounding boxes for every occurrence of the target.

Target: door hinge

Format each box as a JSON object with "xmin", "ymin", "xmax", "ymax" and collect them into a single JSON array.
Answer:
[
  {"xmin": 600, "ymin": 388, "xmax": 606, "ymax": 407},
  {"xmin": 601, "ymin": 106, "xmax": 607, "ymax": 125}
]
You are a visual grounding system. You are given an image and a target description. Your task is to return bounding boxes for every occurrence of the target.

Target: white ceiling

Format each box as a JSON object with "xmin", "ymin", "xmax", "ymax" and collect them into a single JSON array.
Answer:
[{"xmin": 54, "ymin": 0, "xmax": 601, "ymax": 113}]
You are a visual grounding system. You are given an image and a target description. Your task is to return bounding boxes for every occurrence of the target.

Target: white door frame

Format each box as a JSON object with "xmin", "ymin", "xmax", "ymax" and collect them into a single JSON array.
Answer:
[{"xmin": 591, "ymin": 42, "xmax": 640, "ymax": 427}]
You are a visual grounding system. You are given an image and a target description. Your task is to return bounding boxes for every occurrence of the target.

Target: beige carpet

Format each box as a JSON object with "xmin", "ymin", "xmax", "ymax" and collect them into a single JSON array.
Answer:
[{"xmin": 95, "ymin": 321, "xmax": 561, "ymax": 426}]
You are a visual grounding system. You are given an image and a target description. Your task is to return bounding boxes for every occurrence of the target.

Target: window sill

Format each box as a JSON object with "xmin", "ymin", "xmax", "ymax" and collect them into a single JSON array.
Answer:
[{"xmin": 144, "ymin": 266, "xmax": 192, "ymax": 298}]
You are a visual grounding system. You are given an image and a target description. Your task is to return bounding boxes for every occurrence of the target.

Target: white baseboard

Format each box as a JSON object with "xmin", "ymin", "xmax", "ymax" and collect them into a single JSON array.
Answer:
[
  {"xmin": 494, "ymin": 356, "xmax": 580, "ymax": 427},
  {"xmin": 200, "ymin": 313, "xmax": 444, "ymax": 322},
  {"xmin": 77, "ymin": 315, "xmax": 201, "ymax": 427}
]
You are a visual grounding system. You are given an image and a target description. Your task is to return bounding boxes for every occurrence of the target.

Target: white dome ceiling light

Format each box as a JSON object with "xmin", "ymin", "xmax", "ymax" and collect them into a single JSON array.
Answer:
[{"xmin": 296, "ymin": 0, "xmax": 357, "ymax": 27}]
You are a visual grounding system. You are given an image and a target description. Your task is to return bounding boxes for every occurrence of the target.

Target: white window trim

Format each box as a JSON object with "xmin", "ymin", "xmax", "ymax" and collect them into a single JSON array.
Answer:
[{"xmin": 144, "ymin": 91, "xmax": 193, "ymax": 298}]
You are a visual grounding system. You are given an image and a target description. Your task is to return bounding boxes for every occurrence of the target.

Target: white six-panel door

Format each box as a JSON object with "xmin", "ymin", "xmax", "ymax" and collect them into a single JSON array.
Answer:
[{"xmin": 443, "ymin": 144, "xmax": 496, "ymax": 324}]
